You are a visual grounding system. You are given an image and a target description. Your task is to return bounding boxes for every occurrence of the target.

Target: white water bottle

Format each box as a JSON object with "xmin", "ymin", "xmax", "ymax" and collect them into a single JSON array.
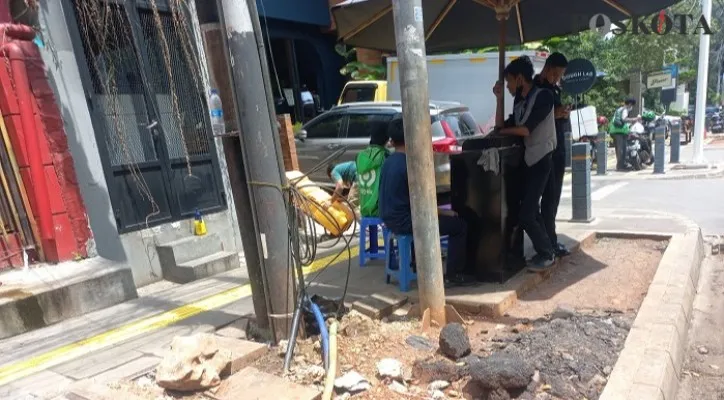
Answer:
[{"xmin": 209, "ymin": 89, "xmax": 225, "ymax": 136}]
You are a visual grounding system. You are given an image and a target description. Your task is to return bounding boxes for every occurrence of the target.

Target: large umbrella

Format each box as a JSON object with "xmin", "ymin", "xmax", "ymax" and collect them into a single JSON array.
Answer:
[
  {"xmin": 332, "ymin": 0, "xmax": 680, "ymax": 122},
  {"xmin": 332, "ymin": 0, "xmax": 682, "ymax": 53}
]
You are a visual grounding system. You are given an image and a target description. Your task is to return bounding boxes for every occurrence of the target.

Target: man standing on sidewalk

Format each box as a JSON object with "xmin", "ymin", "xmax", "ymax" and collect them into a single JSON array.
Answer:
[
  {"xmin": 609, "ymin": 98, "xmax": 641, "ymax": 170},
  {"xmin": 538, "ymin": 52, "xmax": 571, "ymax": 257}
]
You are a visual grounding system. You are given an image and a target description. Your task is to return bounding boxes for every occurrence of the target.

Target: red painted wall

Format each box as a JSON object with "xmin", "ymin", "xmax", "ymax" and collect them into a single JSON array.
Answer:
[{"xmin": 0, "ymin": 28, "xmax": 90, "ymax": 264}]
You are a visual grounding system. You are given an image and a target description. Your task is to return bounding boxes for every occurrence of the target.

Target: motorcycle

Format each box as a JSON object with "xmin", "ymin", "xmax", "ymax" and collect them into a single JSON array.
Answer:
[
  {"xmin": 625, "ymin": 122, "xmax": 651, "ymax": 171},
  {"xmin": 711, "ymin": 112, "xmax": 723, "ymax": 133}
]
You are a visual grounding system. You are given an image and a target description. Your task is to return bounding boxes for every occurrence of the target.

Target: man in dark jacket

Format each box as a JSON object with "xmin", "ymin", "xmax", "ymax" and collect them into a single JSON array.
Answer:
[{"xmin": 537, "ymin": 52, "xmax": 571, "ymax": 257}]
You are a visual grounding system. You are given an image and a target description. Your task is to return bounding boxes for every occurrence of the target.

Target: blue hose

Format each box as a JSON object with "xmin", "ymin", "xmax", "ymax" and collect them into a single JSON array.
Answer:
[{"xmin": 308, "ymin": 298, "xmax": 330, "ymax": 370}]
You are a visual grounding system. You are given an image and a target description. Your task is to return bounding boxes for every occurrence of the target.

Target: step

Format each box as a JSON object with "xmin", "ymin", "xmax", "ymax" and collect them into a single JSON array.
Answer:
[
  {"xmin": 157, "ymin": 234, "xmax": 224, "ymax": 281},
  {"xmin": 166, "ymin": 251, "xmax": 239, "ymax": 284},
  {"xmin": 0, "ymin": 257, "xmax": 137, "ymax": 340}
]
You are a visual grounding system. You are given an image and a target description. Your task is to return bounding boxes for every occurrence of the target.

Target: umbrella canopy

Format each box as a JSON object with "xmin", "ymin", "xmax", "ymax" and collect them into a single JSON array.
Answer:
[{"xmin": 332, "ymin": 0, "xmax": 682, "ymax": 53}]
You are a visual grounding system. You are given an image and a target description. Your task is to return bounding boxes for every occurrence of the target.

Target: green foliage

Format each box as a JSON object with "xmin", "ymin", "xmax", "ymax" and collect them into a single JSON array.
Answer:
[
  {"xmin": 335, "ymin": 44, "xmax": 386, "ymax": 81},
  {"xmin": 292, "ymin": 122, "xmax": 303, "ymax": 133}
]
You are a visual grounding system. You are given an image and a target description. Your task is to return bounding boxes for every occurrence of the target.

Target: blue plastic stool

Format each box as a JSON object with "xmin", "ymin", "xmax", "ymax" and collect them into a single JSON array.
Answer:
[
  {"xmin": 359, "ymin": 217, "xmax": 389, "ymax": 266},
  {"xmin": 385, "ymin": 234, "xmax": 450, "ymax": 292}
]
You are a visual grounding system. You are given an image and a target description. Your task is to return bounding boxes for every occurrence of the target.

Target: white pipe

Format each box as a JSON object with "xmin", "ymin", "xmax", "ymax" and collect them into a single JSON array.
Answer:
[{"xmin": 691, "ymin": 0, "xmax": 712, "ymax": 165}]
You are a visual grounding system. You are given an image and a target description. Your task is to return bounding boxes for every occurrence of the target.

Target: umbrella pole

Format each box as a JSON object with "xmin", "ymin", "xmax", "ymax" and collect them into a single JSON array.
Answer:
[{"xmin": 495, "ymin": 8, "xmax": 510, "ymax": 128}]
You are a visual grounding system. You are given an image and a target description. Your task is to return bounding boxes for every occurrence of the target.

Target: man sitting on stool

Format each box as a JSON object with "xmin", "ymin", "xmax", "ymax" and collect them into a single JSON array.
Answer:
[{"xmin": 378, "ymin": 115, "xmax": 475, "ymax": 288}]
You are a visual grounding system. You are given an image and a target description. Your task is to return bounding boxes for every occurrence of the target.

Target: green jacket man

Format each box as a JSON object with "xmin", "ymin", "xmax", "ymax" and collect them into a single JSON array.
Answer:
[
  {"xmin": 355, "ymin": 129, "xmax": 390, "ymax": 217},
  {"xmin": 609, "ymin": 98, "xmax": 640, "ymax": 170}
]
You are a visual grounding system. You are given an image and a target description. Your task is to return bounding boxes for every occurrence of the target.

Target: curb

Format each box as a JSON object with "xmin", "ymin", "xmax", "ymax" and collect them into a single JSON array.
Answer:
[
  {"xmin": 565, "ymin": 166, "xmax": 724, "ymax": 181},
  {"xmin": 600, "ymin": 226, "xmax": 705, "ymax": 400}
]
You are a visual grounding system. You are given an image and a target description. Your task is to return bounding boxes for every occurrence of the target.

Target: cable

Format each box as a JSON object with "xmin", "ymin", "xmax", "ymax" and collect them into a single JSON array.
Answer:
[{"xmin": 258, "ymin": 0, "xmax": 284, "ymax": 100}]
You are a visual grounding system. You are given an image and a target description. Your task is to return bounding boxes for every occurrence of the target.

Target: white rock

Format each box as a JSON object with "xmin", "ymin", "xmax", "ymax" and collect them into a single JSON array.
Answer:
[
  {"xmin": 429, "ymin": 380, "xmax": 450, "ymax": 391},
  {"xmin": 431, "ymin": 389, "xmax": 446, "ymax": 399},
  {"xmin": 334, "ymin": 393, "xmax": 351, "ymax": 400},
  {"xmin": 377, "ymin": 358, "xmax": 404, "ymax": 380},
  {"xmin": 155, "ymin": 334, "xmax": 231, "ymax": 391},
  {"xmin": 334, "ymin": 371, "xmax": 371, "ymax": 393},
  {"xmin": 389, "ymin": 380, "xmax": 408, "ymax": 394}
]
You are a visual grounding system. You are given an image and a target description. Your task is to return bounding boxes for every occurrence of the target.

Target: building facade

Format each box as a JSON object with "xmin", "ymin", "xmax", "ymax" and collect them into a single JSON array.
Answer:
[{"xmin": 0, "ymin": 0, "xmax": 243, "ymax": 287}]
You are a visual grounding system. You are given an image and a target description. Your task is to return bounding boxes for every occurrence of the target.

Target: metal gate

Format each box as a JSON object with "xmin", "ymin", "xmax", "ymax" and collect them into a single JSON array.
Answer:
[{"xmin": 63, "ymin": 0, "xmax": 225, "ymax": 233}]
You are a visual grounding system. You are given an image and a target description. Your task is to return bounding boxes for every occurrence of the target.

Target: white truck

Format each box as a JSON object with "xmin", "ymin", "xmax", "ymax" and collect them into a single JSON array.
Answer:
[{"xmin": 386, "ymin": 51, "xmax": 550, "ymax": 133}]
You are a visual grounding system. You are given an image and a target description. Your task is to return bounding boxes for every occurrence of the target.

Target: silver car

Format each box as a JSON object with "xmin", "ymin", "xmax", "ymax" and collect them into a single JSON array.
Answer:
[{"xmin": 294, "ymin": 101, "xmax": 481, "ymax": 192}]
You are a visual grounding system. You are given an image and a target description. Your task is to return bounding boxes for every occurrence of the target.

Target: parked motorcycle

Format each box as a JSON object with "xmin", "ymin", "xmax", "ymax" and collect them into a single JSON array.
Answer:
[
  {"xmin": 625, "ymin": 122, "xmax": 651, "ymax": 171},
  {"xmin": 711, "ymin": 112, "xmax": 723, "ymax": 133}
]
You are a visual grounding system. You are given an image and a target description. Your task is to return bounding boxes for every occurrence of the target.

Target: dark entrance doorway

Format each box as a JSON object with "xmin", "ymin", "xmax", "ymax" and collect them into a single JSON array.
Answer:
[{"xmin": 63, "ymin": 0, "xmax": 225, "ymax": 233}]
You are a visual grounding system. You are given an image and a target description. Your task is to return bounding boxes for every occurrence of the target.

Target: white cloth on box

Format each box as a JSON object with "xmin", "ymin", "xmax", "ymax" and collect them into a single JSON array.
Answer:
[{"xmin": 477, "ymin": 148, "xmax": 500, "ymax": 175}]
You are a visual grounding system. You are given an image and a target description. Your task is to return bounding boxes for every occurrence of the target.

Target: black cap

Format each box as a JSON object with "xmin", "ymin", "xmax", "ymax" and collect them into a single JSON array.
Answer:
[
  {"xmin": 625, "ymin": 97, "xmax": 637, "ymax": 105},
  {"xmin": 545, "ymin": 52, "xmax": 569, "ymax": 68}
]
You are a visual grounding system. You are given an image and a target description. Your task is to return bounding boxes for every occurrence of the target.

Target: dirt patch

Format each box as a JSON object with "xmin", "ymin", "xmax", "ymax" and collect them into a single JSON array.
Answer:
[
  {"xmin": 509, "ymin": 237, "xmax": 668, "ymax": 319},
  {"xmin": 114, "ymin": 237, "xmax": 666, "ymax": 400}
]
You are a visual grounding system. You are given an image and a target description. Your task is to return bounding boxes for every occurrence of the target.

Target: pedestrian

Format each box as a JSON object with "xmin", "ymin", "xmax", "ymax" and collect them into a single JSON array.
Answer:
[
  {"xmin": 355, "ymin": 126, "xmax": 390, "ymax": 218},
  {"xmin": 327, "ymin": 161, "xmax": 358, "ymax": 208},
  {"xmin": 378, "ymin": 115, "xmax": 475, "ymax": 287},
  {"xmin": 493, "ymin": 56, "xmax": 557, "ymax": 271},
  {"xmin": 609, "ymin": 98, "xmax": 641, "ymax": 171},
  {"xmin": 536, "ymin": 52, "xmax": 571, "ymax": 257}
]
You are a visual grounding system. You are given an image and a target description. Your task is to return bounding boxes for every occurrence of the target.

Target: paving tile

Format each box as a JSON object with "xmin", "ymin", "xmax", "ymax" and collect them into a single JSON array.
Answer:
[
  {"xmin": 216, "ymin": 318, "xmax": 250, "ymax": 340},
  {"xmin": 633, "ymin": 348, "xmax": 678, "ymax": 400},
  {"xmin": 214, "ymin": 336, "xmax": 269, "ymax": 375},
  {"xmin": 352, "ymin": 292, "xmax": 408, "ymax": 320},
  {"xmin": 52, "ymin": 347, "xmax": 145, "ymax": 380},
  {"xmin": 0, "ymin": 369, "xmax": 75, "ymax": 399},
  {"xmin": 89, "ymin": 355, "xmax": 160, "ymax": 384}
]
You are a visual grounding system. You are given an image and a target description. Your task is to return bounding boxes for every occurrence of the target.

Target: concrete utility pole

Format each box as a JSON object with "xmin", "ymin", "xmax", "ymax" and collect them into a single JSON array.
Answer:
[
  {"xmin": 216, "ymin": 0, "xmax": 294, "ymax": 343},
  {"xmin": 692, "ymin": 0, "xmax": 712, "ymax": 164},
  {"xmin": 391, "ymin": 0, "xmax": 461, "ymax": 327}
]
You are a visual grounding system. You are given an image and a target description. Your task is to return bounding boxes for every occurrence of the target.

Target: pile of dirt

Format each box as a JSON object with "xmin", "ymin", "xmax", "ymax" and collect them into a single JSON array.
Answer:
[{"xmin": 471, "ymin": 309, "xmax": 633, "ymax": 400}]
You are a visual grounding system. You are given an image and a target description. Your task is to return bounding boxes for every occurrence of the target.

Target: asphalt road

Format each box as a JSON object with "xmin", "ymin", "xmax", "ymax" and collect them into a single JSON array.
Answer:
[{"xmin": 559, "ymin": 140, "xmax": 724, "ymax": 235}]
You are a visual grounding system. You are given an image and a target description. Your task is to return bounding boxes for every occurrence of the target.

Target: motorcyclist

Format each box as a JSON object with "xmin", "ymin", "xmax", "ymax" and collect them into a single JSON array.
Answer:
[{"xmin": 609, "ymin": 98, "xmax": 641, "ymax": 171}]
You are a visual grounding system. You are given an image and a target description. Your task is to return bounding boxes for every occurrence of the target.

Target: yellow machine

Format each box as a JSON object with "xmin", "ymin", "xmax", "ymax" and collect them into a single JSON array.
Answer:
[{"xmin": 286, "ymin": 171, "xmax": 355, "ymax": 237}]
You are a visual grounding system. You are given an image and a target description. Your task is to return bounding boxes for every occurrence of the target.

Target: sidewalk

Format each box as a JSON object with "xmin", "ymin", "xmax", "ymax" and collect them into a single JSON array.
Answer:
[
  {"xmin": 565, "ymin": 139, "xmax": 724, "ymax": 181},
  {"xmin": 0, "ymin": 206, "xmax": 700, "ymax": 399}
]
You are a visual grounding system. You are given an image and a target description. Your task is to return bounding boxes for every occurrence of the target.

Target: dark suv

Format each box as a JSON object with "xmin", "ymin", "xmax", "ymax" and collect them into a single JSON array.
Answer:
[{"xmin": 294, "ymin": 101, "xmax": 482, "ymax": 190}]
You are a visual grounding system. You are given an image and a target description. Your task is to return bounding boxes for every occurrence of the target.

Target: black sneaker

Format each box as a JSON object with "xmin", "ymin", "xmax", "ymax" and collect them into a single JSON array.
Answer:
[
  {"xmin": 527, "ymin": 254, "xmax": 556, "ymax": 272},
  {"xmin": 444, "ymin": 274, "xmax": 478, "ymax": 288},
  {"xmin": 554, "ymin": 243, "xmax": 571, "ymax": 257}
]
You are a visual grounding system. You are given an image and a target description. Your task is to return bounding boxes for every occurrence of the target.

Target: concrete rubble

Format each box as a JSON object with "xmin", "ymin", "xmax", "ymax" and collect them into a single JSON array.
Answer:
[{"xmin": 155, "ymin": 333, "xmax": 231, "ymax": 391}]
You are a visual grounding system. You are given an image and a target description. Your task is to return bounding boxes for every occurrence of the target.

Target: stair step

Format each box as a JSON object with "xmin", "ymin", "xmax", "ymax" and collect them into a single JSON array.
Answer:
[
  {"xmin": 157, "ymin": 234, "xmax": 222, "ymax": 265},
  {"xmin": 167, "ymin": 251, "xmax": 239, "ymax": 284}
]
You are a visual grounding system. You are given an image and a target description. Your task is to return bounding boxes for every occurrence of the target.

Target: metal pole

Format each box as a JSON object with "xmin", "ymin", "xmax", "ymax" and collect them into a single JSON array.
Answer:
[
  {"xmin": 391, "ymin": 0, "xmax": 446, "ymax": 326},
  {"xmin": 571, "ymin": 143, "xmax": 593, "ymax": 223},
  {"xmin": 692, "ymin": 0, "xmax": 712, "ymax": 165},
  {"xmin": 670, "ymin": 120, "xmax": 681, "ymax": 164},
  {"xmin": 495, "ymin": 15, "xmax": 507, "ymax": 128},
  {"xmin": 654, "ymin": 126, "xmax": 666, "ymax": 174},
  {"xmin": 217, "ymin": 0, "xmax": 294, "ymax": 342},
  {"xmin": 596, "ymin": 131, "xmax": 607, "ymax": 175}
]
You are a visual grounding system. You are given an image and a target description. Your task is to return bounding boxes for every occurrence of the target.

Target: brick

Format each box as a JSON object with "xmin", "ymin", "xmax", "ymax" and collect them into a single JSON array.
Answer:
[
  {"xmin": 277, "ymin": 114, "xmax": 299, "ymax": 171},
  {"xmin": 632, "ymin": 348, "xmax": 677, "ymax": 400},
  {"xmin": 207, "ymin": 367, "xmax": 321, "ymax": 400},
  {"xmin": 352, "ymin": 292, "xmax": 408, "ymax": 320},
  {"xmin": 646, "ymin": 323, "xmax": 684, "ymax": 379},
  {"xmin": 214, "ymin": 336, "xmax": 269, "ymax": 375},
  {"xmin": 633, "ymin": 300, "xmax": 688, "ymax": 335},
  {"xmin": 626, "ymin": 383, "xmax": 665, "ymax": 400},
  {"xmin": 357, "ymin": 48, "xmax": 383, "ymax": 66},
  {"xmin": 60, "ymin": 382, "xmax": 147, "ymax": 400}
]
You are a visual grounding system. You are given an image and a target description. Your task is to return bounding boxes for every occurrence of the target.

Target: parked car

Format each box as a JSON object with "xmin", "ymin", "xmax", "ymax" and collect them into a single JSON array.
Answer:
[{"xmin": 294, "ymin": 101, "xmax": 482, "ymax": 192}]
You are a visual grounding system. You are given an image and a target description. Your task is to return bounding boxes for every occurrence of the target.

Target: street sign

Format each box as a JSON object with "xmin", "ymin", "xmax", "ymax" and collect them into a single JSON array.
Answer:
[{"xmin": 647, "ymin": 71, "xmax": 673, "ymax": 89}]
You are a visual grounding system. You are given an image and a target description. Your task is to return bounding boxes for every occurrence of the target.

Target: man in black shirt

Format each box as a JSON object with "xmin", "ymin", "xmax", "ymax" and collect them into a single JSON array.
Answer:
[{"xmin": 537, "ymin": 52, "xmax": 571, "ymax": 258}]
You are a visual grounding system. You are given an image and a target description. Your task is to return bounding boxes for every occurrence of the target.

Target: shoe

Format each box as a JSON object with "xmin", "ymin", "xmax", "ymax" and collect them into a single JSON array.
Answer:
[
  {"xmin": 554, "ymin": 243, "xmax": 571, "ymax": 257},
  {"xmin": 444, "ymin": 274, "xmax": 478, "ymax": 288},
  {"xmin": 527, "ymin": 254, "xmax": 556, "ymax": 272}
]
